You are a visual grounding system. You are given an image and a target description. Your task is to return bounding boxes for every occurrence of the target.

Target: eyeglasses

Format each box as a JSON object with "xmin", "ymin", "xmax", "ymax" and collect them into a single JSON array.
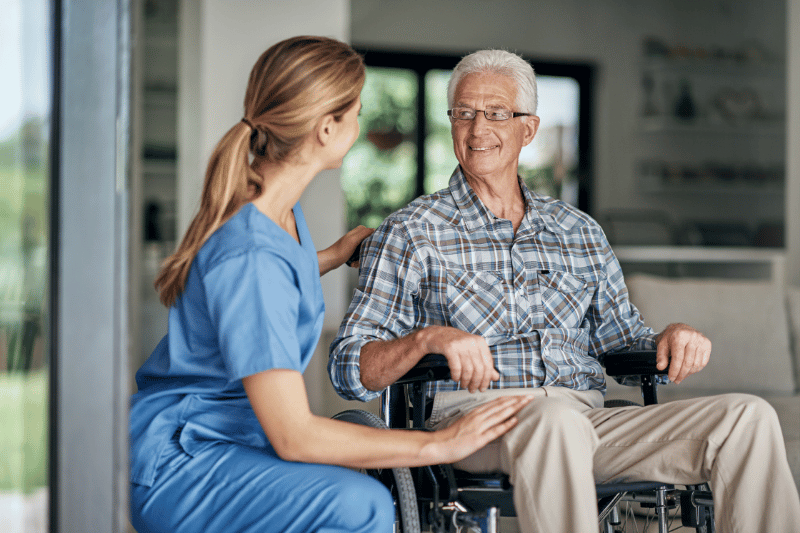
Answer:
[{"xmin": 447, "ymin": 107, "xmax": 531, "ymax": 121}]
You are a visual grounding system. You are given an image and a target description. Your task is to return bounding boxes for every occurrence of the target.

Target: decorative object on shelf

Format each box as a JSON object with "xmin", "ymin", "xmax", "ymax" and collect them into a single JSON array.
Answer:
[
  {"xmin": 642, "ymin": 36, "xmax": 670, "ymax": 58},
  {"xmin": 641, "ymin": 37, "xmax": 773, "ymax": 65},
  {"xmin": 673, "ymin": 79, "xmax": 696, "ymax": 120},
  {"xmin": 144, "ymin": 201, "xmax": 162, "ymax": 242},
  {"xmin": 712, "ymin": 87, "xmax": 764, "ymax": 122},
  {"xmin": 639, "ymin": 159, "xmax": 783, "ymax": 188},
  {"xmin": 641, "ymin": 74, "xmax": 660, "ymax": 117}
]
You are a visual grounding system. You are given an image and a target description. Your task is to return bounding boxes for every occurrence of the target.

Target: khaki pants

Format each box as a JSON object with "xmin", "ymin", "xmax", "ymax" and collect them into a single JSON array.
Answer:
[{"xmin": 429, "ymin": 387, "xmax": 800, "ymax": 533}]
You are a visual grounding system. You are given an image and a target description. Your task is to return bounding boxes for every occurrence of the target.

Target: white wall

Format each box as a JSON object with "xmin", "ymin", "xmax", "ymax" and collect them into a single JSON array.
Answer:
[
  {"xmin": 350, "ymin": 0, "xmax": 788, "ymax": 234},
  {"xmin": 176, "ymin": 0, "xmax": 359, "ymax": 415}
]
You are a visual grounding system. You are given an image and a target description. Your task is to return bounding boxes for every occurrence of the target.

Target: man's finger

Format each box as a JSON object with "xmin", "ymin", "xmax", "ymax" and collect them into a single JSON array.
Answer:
[
  {"xmin": 656, "ymin": 337, "xmax": 670, "ymax": 371},
  {"xmin": 676, "ymin": 344, "xmax": 698, "ymax": 383},
  {"xmin": 667, "ymin": 339, "xmax": 685, "ymax": 382},
  {"xmin": 460, "ymin": 359, "xmax": 474, "ymax": 391},
  {"xmin": 448, "ymin": 356, "xmax": 462, "ymax": 385}
]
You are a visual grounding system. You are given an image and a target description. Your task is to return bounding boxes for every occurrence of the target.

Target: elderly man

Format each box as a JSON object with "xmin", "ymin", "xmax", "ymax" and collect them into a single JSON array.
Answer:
[{"xmin": 329, "ymin": 49, "xmax": 800, "ymax": 532}]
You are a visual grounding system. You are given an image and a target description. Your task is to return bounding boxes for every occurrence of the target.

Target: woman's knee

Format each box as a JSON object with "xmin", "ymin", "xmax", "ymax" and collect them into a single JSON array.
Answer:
[{"xmin": 328, "ymin": 472, "xmax": 395, "ymax": 532}]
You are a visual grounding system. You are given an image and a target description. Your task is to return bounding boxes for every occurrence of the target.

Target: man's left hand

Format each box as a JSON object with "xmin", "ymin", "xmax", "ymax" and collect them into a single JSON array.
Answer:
[{"xmin": 655, "ymin": 323, "xmax": 712, "ymax": 384}]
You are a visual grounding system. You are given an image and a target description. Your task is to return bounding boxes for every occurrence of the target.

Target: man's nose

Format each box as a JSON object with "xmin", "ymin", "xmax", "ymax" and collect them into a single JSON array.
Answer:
[{"xmin": 468, "ymin": 112, "xmax": 491, "ymax": 134}]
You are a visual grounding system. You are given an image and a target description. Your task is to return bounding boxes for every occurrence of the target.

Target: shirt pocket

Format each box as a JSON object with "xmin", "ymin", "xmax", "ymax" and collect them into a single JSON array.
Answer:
[
  {"xmin": 446, "ymin": 269, "xmax": 510, "ymax": 337},
  {"xmin": 538, "ymin": 270, "xmax": 595, "ymax": 329}
]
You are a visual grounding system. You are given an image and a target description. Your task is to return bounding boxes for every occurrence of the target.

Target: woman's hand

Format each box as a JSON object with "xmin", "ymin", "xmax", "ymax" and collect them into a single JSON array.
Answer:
[
  {"xmin": 317, "ymin": 225, "xmax": 374, "ymax": 276},
  {"xmin": 427, "ymin": 395, "xmax": 534, "ymax": 464}
]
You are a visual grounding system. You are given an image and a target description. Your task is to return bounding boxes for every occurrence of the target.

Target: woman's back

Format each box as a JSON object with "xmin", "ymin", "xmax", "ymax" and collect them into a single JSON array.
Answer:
[{"xmin": 130, "ymin": 202, "xmax": 323, "ymax": 487}]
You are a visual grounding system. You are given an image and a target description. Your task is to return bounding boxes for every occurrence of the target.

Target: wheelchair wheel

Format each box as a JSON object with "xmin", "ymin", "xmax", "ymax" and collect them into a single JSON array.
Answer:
[{"xmin": 332, "ymin": 409, "xmax": 421, "ymax": 533}]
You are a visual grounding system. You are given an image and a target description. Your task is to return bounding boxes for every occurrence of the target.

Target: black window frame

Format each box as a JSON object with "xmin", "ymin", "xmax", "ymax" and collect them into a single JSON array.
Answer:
[{"xmin": 355, "ymin": 47, "xmax": 596, "ymax": 214}]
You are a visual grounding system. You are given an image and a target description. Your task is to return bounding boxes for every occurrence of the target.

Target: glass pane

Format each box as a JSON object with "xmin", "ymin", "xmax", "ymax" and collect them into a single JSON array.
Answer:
[
  {"xmin": 342, "ymin": 67, "xmax": 418, "ymax": 229},
  {"xmin": 424, "ymin": 69, "xmax": 458, "ymax": 193},
  {"xmin": 425, "ymin": 71, "xmax": 582, "ymax": 207},
  {"xmin": 0, "ymin": 0, "xmax": 51, "ymax": 529},
  {"xmin": 519, "ymin": 76, "xmax": 581, "ymax": 207}
]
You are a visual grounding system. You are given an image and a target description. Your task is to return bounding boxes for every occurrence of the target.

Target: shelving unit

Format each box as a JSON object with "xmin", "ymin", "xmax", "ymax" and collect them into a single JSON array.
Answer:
[
  {"xmin": 635, "ymin": 51, "xmax": 786, "ymax": 195},
  {"xmin": 131, "ymin": 0, "xmax": 179, "ymax": 365}
]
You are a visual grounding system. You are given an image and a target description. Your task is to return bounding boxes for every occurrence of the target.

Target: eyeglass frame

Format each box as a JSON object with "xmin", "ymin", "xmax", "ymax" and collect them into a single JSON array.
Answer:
[{"xmin": 447, "ymin": 107, "xmax": 532, "ymax": 121}]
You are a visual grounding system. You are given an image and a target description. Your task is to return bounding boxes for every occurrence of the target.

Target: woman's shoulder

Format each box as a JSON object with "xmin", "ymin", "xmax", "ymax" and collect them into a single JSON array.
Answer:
[{"xmin": 196, "ymin": 204, "xmax": 290, "ymax": 274}]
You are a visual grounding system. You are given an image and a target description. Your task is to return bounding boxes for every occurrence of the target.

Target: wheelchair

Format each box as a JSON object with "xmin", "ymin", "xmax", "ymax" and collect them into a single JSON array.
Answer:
[{"xmin": 333, "ymin": 350, "xmax": 715, "ymax": 533}]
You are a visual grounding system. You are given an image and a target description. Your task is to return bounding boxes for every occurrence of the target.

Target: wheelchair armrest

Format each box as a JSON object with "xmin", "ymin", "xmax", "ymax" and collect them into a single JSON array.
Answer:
[
  {"xmin": 396, "ymin": 353, "xmax": 451, "ymax": 385},
  {"xmin": 603, "ymin": 349, "xmax": 667, "ymax": 406},
  {"xmin": 603, "ymin": 350, "xmax": 665, "ymax": 378},
  {"xmin": 399, "ymin": 351, "xmax": 667, "ymax": 383}
]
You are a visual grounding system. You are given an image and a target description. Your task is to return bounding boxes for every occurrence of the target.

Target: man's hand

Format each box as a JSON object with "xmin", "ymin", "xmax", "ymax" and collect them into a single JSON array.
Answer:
[
  {"xmin": 655, "ymin": 323, "xmax": 712, "ymax": 384},
  {"xmin": 418, "ymin": 326, "xmax": 500, "ymax": 393}
]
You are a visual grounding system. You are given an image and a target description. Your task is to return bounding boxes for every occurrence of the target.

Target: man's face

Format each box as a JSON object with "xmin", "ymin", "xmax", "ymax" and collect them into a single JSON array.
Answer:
[{"xmin": 450, "ymin": 71, "xmax": 539, "ymax": 184}]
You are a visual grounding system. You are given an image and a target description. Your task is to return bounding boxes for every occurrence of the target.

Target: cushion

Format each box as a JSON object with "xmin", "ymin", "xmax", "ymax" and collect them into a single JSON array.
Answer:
[{"xmin": 621, "ymin": 274, "xmax": 795, "ymax": 395}]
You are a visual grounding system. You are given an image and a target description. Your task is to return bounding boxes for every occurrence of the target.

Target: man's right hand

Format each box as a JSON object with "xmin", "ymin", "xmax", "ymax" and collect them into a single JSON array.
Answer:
[
  {"xmin": 359, "ymin": 325, "xmax": 500, "ymax": 394},
  {"xmin": 417, "ymin": 326, "xmax": 500, "ymax": 393}
]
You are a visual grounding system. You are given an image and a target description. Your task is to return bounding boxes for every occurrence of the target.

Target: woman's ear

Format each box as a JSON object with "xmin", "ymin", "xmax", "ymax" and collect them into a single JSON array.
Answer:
[{"xmin": 315, "ymin": 114, "xmax": 336, "ymax": 146}]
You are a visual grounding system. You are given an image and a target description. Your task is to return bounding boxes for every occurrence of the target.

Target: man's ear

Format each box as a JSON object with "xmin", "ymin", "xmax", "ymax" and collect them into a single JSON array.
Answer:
[
  {"xmin": 523, "ymin": 115, "xmax": 540, "ymax": 145},
  {"xmin": 316, "ymin": 114, "xmax": 336, "ymax": 146}
]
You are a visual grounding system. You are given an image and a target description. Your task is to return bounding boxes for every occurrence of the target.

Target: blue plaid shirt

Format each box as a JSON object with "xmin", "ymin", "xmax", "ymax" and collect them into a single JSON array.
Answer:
[{"xmin": 329, "ymin": 168, "xmax": 657, "ymax": 402}]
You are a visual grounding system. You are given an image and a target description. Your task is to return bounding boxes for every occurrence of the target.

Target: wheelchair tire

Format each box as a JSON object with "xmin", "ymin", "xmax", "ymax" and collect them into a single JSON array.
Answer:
[{"xmin": 332, "ymin": 409, "xmax": 421, "ymax": 533}]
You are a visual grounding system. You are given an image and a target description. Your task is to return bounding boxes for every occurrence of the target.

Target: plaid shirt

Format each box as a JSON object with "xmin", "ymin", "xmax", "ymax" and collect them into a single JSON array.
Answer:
[{"xmin": 329, "ymin": 167, "xmax": 657, "ymax": 402}]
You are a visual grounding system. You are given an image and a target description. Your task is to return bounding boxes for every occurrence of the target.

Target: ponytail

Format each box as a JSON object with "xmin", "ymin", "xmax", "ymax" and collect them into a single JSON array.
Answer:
[{"xmin": 154, "ymin": 121, "xmax": 260, "ymax": 307}]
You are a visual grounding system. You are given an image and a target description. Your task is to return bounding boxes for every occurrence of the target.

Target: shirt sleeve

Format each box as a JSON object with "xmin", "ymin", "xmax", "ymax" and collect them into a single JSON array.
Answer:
[
  {"xmin": 586, "ymin": 232, "xmax": 658, "ymax": 361},
  {"xmin": 328, "ymin": 221, "xmax": 423, "ymax": 402},
  {"xmin": 203, "ymin": 249, "xmax": 303, "ymax": 381}
]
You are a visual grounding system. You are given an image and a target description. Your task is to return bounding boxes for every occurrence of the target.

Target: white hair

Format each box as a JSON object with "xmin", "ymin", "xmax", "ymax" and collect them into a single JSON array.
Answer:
[{"xmin": 447, "ymin": 49, "xmax": 538, "ymax": 114}]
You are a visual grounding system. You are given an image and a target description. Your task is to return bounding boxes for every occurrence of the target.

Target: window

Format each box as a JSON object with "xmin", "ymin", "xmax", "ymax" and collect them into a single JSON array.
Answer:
[
  {"xmin": 341, "ymin": 50, "xmax": 594, "ymax": 229},
  {"xmin": 0, "ymin": 0, "xmax": 52, "ymax": 529}
]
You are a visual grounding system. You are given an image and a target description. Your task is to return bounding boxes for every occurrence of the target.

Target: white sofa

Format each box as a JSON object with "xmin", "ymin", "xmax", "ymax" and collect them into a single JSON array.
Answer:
[{"xmin": 606, "ymin": 274, "xmax": 800, "ymax": 491}]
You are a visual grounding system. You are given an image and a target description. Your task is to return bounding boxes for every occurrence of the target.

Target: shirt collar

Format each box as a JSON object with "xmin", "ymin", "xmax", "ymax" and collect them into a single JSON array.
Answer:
[{"xmin": 448, "ymin": 166, "xmax": 548, "ymax": 234}]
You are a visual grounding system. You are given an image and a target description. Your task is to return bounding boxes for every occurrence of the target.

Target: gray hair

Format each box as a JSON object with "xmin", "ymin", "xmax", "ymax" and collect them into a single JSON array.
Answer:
[{"xmin": 447, "ymin": 49, "xmax": 538, "ymax": 114}]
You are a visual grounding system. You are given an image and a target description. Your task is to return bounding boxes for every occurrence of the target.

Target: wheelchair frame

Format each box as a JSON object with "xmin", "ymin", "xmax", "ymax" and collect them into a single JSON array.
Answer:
[{"xmin": 341, "ymin": 350, "xmax": 715, "ymax": 533}]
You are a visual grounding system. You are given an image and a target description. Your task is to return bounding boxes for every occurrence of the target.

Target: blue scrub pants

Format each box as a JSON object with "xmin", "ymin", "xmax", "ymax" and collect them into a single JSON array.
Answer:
[{"xmin": 130, "ymin": 433, "xmax": 395, "ymax": 533}]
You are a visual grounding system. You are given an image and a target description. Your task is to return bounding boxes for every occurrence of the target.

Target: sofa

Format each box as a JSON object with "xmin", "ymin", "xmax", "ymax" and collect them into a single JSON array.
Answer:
[{"xmin": 605, "ymin": 274, "xmax": 800, "ymax": 491}]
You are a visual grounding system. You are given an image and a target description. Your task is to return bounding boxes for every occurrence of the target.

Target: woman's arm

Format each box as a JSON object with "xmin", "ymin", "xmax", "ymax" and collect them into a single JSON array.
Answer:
[
  {"xmin": 317, "ymin": 225, "xmax": 374, "ymax": 276},
  {"xmin": 243, "ymin": 368, "xmax": 530, "ymax": 469}
]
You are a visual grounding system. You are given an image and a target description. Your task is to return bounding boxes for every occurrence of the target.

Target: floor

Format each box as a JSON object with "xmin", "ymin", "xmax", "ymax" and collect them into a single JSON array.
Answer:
[{"xmin": 0, "ymin": 488, "xmax": 47, "ymax": 533}]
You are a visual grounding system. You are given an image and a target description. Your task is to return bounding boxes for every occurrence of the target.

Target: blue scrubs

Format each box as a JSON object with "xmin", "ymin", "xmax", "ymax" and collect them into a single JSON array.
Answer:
[{"xmin": 129, "ymin": 203, "xmax": 393, "ymax": 533}]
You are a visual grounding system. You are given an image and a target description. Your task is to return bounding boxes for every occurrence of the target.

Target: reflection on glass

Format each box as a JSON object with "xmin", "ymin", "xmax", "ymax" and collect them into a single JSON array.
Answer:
[
  {"xmin": 341, "ymin": 67, "xmax": 418, "ymax": 229},
  {"xmin": 0, "ymin": 0, "xmax": 51, "ymax": 529}
]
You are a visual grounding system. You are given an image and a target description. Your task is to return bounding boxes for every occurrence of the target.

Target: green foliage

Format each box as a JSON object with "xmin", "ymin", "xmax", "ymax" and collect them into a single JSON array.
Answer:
[
  {"xmin": 342, "ymin": 68, "xmax": 419, "ymax": 228},
  {"xmin": 0, "ymin": 370, "xmax": 48, "ymax": 493}
]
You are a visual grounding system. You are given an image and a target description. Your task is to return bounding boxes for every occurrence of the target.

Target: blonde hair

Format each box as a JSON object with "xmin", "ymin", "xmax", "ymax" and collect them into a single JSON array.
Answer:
[{"xmin": 155, "ymin": 36, "xmax": 365, "ymax": 307}]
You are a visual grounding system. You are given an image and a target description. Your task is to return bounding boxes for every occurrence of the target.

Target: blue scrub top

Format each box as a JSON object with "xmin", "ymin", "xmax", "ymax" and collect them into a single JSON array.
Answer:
[{"xmin": 130, "ymin": 202, "xmax": 325, "ymax": 487}]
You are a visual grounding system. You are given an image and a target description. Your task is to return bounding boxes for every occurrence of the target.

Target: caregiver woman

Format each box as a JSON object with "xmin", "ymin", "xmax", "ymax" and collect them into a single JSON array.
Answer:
[{"xmin": 129, "ymin": 36, "xmax": 530, "ymax": 533}]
